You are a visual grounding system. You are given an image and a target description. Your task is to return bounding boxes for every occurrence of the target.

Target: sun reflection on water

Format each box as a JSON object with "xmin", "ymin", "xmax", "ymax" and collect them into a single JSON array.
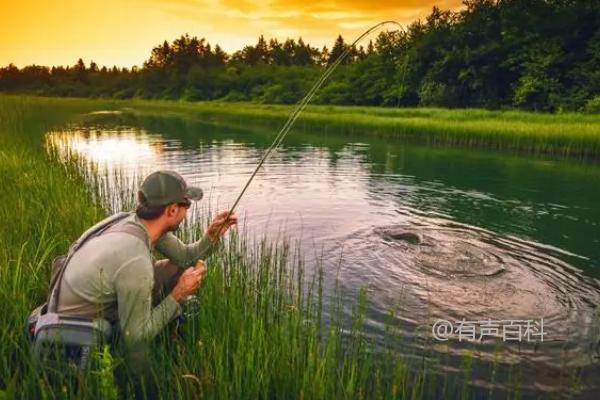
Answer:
[{"xmin": 46, "ymin": 127, "xmax": 162, "ymax": 167}]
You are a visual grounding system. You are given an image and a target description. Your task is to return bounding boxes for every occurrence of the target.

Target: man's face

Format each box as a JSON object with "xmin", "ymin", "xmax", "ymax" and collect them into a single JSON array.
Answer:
[{"xmin": 166, "ymin": 198, "xmax": 191, "ymax": 232}]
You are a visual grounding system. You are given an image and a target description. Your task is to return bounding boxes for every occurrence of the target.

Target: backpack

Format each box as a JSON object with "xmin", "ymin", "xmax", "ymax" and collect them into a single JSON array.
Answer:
[{"xmin": 26, "ymin": 211, "xmax": 149, "ymax": 370}]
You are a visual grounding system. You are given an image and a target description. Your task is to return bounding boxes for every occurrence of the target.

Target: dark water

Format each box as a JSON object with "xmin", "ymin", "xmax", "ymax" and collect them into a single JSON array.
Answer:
[{"xmin": 47, "ymin": 111, "xmax": 600, "ymax": 397}]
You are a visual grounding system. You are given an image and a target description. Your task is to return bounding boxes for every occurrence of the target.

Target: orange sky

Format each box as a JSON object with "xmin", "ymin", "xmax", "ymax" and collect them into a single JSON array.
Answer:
[{"xmin": 0, "ymin": 0, "xmax": 463, "ymax": 68}]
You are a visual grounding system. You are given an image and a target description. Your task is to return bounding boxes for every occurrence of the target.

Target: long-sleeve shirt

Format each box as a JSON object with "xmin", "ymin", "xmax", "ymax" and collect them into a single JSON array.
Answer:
[{"xmin": 56, "ymin": 211, "xmax": 213, "ymax": 360}]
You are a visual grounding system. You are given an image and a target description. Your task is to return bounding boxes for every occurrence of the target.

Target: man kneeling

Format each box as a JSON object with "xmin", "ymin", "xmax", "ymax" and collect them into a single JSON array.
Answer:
[{"xmin": 53, "ymin": 170, "xmax": 237, "ymax": 369}]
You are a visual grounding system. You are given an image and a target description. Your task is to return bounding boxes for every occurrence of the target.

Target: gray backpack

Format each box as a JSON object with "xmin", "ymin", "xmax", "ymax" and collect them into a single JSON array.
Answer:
[{"xmin": 26, "ymin": 211, "xmax": 148, "ymax": 370}]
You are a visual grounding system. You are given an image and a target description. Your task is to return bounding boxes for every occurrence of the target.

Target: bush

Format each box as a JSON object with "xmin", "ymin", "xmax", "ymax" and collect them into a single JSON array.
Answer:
[
  {"xmin": 262, "ymin": 80, "xmax": 304, "ymax": 104},
  {"xmin": 584, "ymin": 96, "xmax": 600, "ymax": 114},
  {"xmin": 314, "ymin": 81, "xmax": 353, "ymax": 105},
  {"xmin": 418, "ymin": 80, "xmax": 449, "ymax": 107},
  {"xmin": 220, "ymin": 90, "xmax": 249, "ymax": 102}
]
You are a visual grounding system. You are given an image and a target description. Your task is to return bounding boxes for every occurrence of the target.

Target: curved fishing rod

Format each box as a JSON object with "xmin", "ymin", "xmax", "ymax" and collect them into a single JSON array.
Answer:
[{"xmin": 209, "ymin": 20, "xmax": 405, "ymax": 244}]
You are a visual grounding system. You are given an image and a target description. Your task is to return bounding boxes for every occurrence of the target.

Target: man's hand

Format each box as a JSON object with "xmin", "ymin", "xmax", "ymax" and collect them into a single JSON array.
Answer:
[
  {"xmin": 206, "ymin": 211, "xmax": 238, "ymax": 242},
  {"xmin": 171, "ymin": 260, "xmax": 207, "ymax": 304}
]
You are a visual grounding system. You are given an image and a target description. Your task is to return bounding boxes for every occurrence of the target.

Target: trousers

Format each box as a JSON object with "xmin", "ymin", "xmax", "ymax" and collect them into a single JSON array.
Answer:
[{"xmin": 151, "ymin": 259, "xmax": 183, "ymax": 307}]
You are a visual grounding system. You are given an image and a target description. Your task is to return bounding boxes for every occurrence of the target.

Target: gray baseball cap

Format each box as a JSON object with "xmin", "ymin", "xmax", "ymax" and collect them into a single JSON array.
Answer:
[{"xmin": 139, "ymin": 170, "xmax": 203, "ymax": 206}]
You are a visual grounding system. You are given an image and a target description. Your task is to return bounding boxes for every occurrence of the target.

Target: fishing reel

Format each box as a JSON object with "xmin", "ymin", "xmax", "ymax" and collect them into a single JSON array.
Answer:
[{"xmin": 181, "ymin": 294, "xmax": 201, "ymax": 320}]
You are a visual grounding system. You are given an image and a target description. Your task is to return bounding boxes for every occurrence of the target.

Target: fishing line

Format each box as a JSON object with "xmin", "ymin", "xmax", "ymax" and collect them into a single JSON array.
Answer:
[{"xmin": 209, "ymin": 20, "xmax": 404, "ymax": 242}]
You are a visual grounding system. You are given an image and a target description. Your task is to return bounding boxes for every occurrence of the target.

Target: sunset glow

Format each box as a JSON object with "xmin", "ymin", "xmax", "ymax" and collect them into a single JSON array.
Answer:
[{"xmin": 0, "ymin": 0, "xmax": 462, "ymax": 68}]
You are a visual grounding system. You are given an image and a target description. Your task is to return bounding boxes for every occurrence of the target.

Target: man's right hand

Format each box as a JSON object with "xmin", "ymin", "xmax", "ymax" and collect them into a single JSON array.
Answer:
[{"xmin": 171, "ymin": 260, "xmax": 207, "ymax": 303}]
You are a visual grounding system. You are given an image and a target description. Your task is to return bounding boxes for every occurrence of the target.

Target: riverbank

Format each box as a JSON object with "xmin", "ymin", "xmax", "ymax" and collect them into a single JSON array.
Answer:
[
  {"xmin": 121, "ymin": 98, "xmax": 600, "ymax": 161},
  {"xmin": 4, "ymin": 94, "xmax": 600, "ymax": 160},
  {"xmin": 0, "ymin": 95, "xmax": 589, "ymax": 399},
  {"xmin": 0, "ymin": 96, "xmax": 450, "ymax": 399}
]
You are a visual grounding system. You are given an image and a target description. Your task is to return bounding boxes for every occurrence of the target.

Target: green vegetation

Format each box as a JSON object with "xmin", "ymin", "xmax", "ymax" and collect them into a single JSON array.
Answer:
[
  {"xmin": 0, "ymin": 97, "xmax": 459, "ymax": 398},
  {"xmin": 5, "ymin": 94, "xmax": 600, "ymax": 161},
  {"xmin": 0, "ymin": 96, "xmax": 110, "ymax": 398},
  {"xmin": 0, "ymin": 95, "xmax": 592, "ymax": 399},
  {"xmin": 1, "ymin": 1, "xmax": 599, "ymax": 112},
  {"xmin": 104, "ymin": 98, "xmax": 600, "ymax": 160}
]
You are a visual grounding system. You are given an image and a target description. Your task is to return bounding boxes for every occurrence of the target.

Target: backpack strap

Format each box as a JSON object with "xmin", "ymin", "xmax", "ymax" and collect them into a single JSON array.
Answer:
[
  {"xmin": 102, "ymin": 221, "xmax": 149, "ymax": 246},
  {"xmin": 48, "ymin": 212, "xmax": 146, "ymax": 313}
]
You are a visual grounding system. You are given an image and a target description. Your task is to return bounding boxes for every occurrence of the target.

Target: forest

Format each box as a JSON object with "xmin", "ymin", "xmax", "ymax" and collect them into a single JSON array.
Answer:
[{"xmin": 1, "ymin": 0, "xmax": 598, "ymax": 112}]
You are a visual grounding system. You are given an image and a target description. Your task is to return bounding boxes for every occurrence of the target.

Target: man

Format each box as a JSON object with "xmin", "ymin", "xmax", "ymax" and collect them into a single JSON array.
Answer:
[{"xmin": 55, "ymin": 170, "xmax": 237, "ymax": 367}]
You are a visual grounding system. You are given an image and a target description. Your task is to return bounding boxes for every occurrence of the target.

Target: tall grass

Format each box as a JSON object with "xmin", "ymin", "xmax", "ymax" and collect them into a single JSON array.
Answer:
[
  {"xmin": 4, "ymin": 94, "xmax": 600, "ymax": 160},
  {"xmin": 0, "ymin": 95, "xmax": 439, "ymax": 399},
  {"xmin": 117, "ymin": 99, "xmax": 600, "ymax": 161},
  {"xmin": 0, "ymin": 95, "xmax": 458, "ymax": 399},
  {"xmin": 0, "ymin": 95, "xmax": 589, "ymax": 399}
]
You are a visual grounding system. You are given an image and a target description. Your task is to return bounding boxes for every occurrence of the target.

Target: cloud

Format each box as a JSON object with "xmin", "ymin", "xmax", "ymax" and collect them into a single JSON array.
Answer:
[
  {"xmin": 144, "ymin": 0, "xmax": 465, "ymax": 52},
  {"xmin": 269, "ymin": 0, "xmax": 463, "ymax": 15},
  {"xmin": 152, "ymin": 0, "xmax": 463, "ymax": 23},
  {"xmin": 0, "ymin": 0, "xmax": 465, "ymax": 67}
]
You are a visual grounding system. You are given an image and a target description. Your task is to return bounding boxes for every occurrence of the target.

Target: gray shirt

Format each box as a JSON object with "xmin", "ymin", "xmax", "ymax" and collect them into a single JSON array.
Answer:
[{"xmin": 57, "ymin": 212, "xmax": 212, "ymax": 348}]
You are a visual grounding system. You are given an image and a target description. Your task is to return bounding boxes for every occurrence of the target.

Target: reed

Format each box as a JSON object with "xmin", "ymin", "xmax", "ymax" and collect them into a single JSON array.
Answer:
[
  {"xmin": 5, "ymin": 94, "xmax": 600, "ymax": 160},
  {"xmin": 1, "ymin": 94, "xmax": 589, "ymax": 399},
  {"xmin": 0, "ymin": 95, "xmax": 426, "ymax": 399},
  {"xmin": 121, "ymin": 98, "xmax": 600, "ymax": 161}
]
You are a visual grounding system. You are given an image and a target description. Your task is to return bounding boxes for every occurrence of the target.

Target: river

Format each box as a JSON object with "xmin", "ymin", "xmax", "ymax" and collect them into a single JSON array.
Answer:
[{"xmin": 46, "ymin": 110, "xmax": 600, "ymax": 397}]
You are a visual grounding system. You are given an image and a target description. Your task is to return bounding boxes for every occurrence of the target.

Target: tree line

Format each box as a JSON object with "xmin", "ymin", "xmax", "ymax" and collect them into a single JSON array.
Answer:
[{"xmin": 1, "ymin": 0, "xmax": 599, "ymax": 112}]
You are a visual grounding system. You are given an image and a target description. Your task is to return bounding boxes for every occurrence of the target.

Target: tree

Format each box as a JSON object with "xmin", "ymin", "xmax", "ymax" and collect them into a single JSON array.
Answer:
[
  {"xmin": 145, "ymin": 40, "xmax": 172, "ymax": 69},
  {"xmin": 292, "ymin": 38, "xmax": 316, "ymax": 65},
  {"xmin": 327, "ymin": 35, "xmax": 349, "ymax": 65},
  {"xmin": 0, "ymin": 64, "xmax": 21, "ymax": 90},
  {"xmin": 1, "ymin": 1, "xmax": 598, "ymax": 110},
  {"xmin": 74, "ymin": 58, "xmax": 86, "ymax": 72},
  {"xmin": 212, "ymin": 45, "xmax": 228, "ymax": 66},
  {"xmin": 269, "ymin": 38, "xmax": 287, "ymax": 65},
  {"xmin": 318, "ymin": 46, "xmax": 329, "ymax": 66}
]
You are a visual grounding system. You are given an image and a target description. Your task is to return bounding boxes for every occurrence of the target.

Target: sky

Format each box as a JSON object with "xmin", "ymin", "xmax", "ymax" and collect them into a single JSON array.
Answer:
[{"xmin": 0, "ymin": 0, "xmax": 463, "ymax": 68}]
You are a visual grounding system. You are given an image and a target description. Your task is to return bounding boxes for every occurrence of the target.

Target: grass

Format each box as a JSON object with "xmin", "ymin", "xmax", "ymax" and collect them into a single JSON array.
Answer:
[
  {"xmin": 0, "ymin": 94, "xmax": 591, "ymax": 399},
  {"xmin": 0, "ymin": 95, "xmax": 444, "ymax": 399},
  {"xmin": 115, "ymin": 98, "xmax": 600, "ymax": 161},
  {"xmin": 4, "ymin": 93, "xmax": 600, "ymax": 161}
]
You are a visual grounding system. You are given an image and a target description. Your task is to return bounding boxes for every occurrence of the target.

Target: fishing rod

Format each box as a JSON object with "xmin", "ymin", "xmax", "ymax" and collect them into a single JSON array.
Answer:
[{"xmin": 208, "ymin": 20, "xmax": 404, "ymax": 244}]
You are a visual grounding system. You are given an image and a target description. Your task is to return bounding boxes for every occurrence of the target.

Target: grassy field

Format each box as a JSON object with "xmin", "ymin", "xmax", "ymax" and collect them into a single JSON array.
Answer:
[
  {"xmin": 0, "ymin": 96, "xmax": 451, "ymax": 399},
  {"xmin": 5, "ymin": 94, "xmax": 600, "ymax": 160},
  {"xmin": 0, "ymin": 95, "xmax": 589, "ymax": 399},
  {"xmin": 118, "ymin": 99, "xmax": 600, "ymax": 161}
]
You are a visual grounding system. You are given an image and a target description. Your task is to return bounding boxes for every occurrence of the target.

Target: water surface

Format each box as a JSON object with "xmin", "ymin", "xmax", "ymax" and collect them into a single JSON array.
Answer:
[{"xmin": 46, "ymin": 111, "xmax": 600, "ymax": 397}]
